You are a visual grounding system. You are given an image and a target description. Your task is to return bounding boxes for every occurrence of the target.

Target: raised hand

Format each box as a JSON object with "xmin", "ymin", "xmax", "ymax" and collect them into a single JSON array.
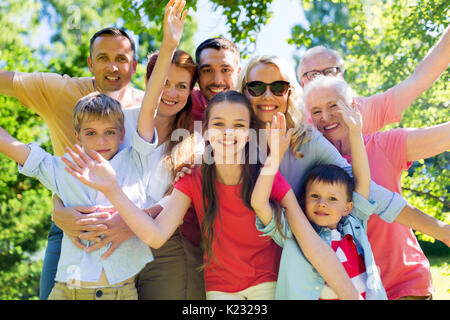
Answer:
[
  {"xmin": 163, "ymin": 0, "xmax": 188, "ymax": 49},
  {"xmin": 334, "ymin": 99, "xmax": 363, "ymax": 133},
  {"xmin": 62, "ymin": 144, "xmax": 119, "ymax": 194},
  {"xmin": 266, "ymin": 112, "xmax": 293, "ymax": 164},
  {"xmin": 173, "ymin": 164, "xmax": 194, "ymax": 184},
  {"xmin": 138, "ymin": 0, "xmax": 188, "ymax": 143}
]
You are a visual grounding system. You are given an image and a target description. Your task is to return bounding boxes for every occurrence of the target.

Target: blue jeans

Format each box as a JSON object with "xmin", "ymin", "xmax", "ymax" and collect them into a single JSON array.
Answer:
[{"xmin": 39, "ymin": 222, "xmax": 63, "ymax": 300}]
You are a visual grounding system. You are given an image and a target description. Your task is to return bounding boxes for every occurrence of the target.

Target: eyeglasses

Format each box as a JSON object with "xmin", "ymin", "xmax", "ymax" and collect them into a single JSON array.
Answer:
[
  {"xmin": 245, "ymin": 80, "xmax": 290, "ymax": 97},
  {"xmin": 302, "ymin": 67, "xmax": 341, "ymax": 81}
]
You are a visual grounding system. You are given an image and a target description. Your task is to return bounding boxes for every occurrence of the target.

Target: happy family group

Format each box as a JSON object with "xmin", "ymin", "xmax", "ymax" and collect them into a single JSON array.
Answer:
[{"xmin": 0, "ymin": 0, "xmax": 449, "ymax": 301}]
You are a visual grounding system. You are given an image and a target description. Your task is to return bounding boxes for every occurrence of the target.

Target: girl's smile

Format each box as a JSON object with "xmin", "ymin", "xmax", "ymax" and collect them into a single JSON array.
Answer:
[{"xmin": 206, "ymin": 101, "xmax": 251, "ymax": 162}]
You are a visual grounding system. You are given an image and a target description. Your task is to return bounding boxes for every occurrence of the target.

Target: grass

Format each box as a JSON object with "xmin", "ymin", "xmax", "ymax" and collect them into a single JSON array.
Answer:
[
  {"xmin": 421, "ymin": 240, "xmax": 450, "ymax": 300},
  {"xmin": 429, "ymin": 255, "xmax": 450, "ymax": 300}
]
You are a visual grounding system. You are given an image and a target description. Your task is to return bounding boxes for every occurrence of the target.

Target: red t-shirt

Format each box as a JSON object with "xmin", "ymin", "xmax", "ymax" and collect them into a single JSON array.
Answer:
[
  {"xmin": 179, "ymin": 206, "xmax": 203, "ymax": 247},
  {"xmin": 320, "ymin": 231, "xmax": 367, "ymax": 300},
  {"xmin": 333, "ymin": 235, "xmax": 366, "ymax": 295},
  {"xmin": 174, "ymin": 168, "xmax": 291, "ymax": 292}
]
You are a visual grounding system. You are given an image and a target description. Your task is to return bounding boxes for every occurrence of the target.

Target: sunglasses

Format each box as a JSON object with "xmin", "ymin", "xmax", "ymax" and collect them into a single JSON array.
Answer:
[{"xmin": 245, "ymin": 80, "xmax": 290, "ymax": 97}]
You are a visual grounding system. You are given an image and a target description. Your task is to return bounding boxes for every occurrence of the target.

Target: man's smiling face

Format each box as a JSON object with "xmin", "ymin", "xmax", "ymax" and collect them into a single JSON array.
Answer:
[
  {"xmin": 88, "ymin": 35, "xmax": 137, "ymax": 93},
  {"xmin": 197, "ymin": 48, "xmax": 240, "ymax": 101}
]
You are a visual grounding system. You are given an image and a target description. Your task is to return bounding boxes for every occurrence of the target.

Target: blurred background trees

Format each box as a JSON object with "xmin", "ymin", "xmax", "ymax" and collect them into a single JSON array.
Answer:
[{"xmin": 0, "ymin": 0, "xmax": 448, "ymax": 299}]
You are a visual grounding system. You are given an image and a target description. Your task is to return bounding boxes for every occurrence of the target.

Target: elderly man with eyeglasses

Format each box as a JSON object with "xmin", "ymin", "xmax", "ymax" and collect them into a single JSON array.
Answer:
[{"xmin": 296, "ymin": 26, "xmax": 449, "ymax": 300}]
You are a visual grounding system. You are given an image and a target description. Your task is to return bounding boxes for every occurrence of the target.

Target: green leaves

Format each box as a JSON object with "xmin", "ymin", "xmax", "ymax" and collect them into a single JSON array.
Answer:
[
  {"xmin": 212, "ymin": 0, "xmax": 273, "ymax": 57},
  {"xmin": 120, "ymin": 0, "xmax": 274, "ymax": 58}
]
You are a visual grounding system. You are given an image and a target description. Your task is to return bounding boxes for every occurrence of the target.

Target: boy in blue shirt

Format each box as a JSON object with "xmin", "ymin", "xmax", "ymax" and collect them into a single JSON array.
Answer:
[
  {"xmin": 0, "ymin": 92, "xmax": 157, "ymax": 299},
  {"xmin": 252, "ymin": 101, "xmax": 384, "ymax": 299},
  {"xmin": 252, "ymin": 105, "xmax": 449, "ymax": 299}
]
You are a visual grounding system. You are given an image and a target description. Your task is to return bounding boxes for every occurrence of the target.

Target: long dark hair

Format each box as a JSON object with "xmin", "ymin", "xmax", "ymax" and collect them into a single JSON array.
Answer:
[{"xmin": 199, "ymin": 91, "xmax": 287, "ymax": 269}]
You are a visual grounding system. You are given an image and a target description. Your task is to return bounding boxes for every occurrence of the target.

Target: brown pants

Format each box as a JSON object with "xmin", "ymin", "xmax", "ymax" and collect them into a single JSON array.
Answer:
[
  {"xmin": 134, "ymin": 229, "xmax": 205, "ymax": 300},
  {"xmin": 397, "ymin": 295, "xmax": 432, "ymax": 300},
  {"xmin": 48, "ymin": 282, "xmax": 137, "ymax": 300}
]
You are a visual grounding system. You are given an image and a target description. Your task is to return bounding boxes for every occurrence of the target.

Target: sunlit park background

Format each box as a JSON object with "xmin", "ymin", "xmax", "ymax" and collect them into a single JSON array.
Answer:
[{"xmin": 0, "ymin": 0, "xmax": 448, "ymax": 299}]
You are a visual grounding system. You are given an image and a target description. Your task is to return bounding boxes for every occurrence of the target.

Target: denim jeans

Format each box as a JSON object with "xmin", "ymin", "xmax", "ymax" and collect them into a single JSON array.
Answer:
[{"xmin": 39, "ymin": 222, "xmax": 63, "ymax": 300}]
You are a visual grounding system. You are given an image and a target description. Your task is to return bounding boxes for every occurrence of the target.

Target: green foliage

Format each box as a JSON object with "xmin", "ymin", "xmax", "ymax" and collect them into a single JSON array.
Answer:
[
  {"xmin": 289, "ymin": 0, "xmax": 449, "ymax": 241},
  {"xmin": 0, "ymin": 259, "xmax": 43, "ymax": 300},
  {"xmin": 120, "ymin": 0, "xmax": 273, "ymax": 58},
  {"xmin": 0, "ymin": 0, "xmax": 54, "ymax": 300},
  {"xmin": 119, "ymin": 0, "xmax": 198, "ymax": 56},
  {"xmin": 40, "ymin": 0, "xmax": 124, "ymax": 77}
]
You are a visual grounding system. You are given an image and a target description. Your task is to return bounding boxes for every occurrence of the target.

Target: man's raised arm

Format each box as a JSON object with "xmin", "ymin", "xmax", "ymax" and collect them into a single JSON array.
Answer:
[{"xmin": 392, "ymin": 25, "xmax": 450, "ymax": 117}]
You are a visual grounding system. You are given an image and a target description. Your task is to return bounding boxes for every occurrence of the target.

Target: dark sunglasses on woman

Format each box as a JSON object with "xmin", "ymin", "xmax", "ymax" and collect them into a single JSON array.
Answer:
[{"xmin": 245, "ymin": 80, "xmax": 290, "ymax": 97}]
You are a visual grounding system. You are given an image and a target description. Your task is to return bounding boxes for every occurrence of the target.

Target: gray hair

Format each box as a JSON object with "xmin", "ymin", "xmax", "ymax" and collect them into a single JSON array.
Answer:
[
  {"xmin": 303, "ymin": 76, "xmax": 354, "ymax": 108},
  {"xmin": 298, "ymin": 46, "xmax": 345, "ymax": 77}
]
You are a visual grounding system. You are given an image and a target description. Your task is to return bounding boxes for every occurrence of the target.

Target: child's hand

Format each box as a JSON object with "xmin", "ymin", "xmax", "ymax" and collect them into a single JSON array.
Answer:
[
  {"xmin": 266, "ymin": 112, "xmax": 293, "ymax": 164},
  {"xmin": 173, "ymin": 164, "xmax": 194, "ymax": 184},
  {"xmin": 144, "ymin": 204, "xmax": 164, "ymax": 219},
  {"xmin": 163, "ymin": 0, "xmax": 187, "ymax": 49},
  {"xmin": 335, "ymin": 99, "xmax": 363, "ymax": 133},
  {"xmin": 62, "ymin": 144, "xmax": 119, "ymax": 194}
]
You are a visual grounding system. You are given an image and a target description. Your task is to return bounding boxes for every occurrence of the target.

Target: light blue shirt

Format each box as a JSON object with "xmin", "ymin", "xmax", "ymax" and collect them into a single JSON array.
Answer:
[
  {"xmin": 19, "ymin": 130, "xmax": 158, "ymax": 285},
  {"xmin": 279, "ymin": 128, "xmax": 406, "ymax": 222},
  {"xmin": 256, "ymin": 192, "xmax": 390, "ymax": 300},
  {"xmin": 257, "ymin": 128, "xmax": 407, "ymax": 299}
]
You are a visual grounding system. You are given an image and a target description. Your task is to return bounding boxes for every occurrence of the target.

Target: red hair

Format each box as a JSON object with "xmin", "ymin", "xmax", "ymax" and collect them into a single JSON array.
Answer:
[
  {"xmin": 146, "ymin": 49, "xmax": 197, "ymax": 89},
  {"xmin": 146, "ymin": 49, "xmax": 197, "ymax": 189}
]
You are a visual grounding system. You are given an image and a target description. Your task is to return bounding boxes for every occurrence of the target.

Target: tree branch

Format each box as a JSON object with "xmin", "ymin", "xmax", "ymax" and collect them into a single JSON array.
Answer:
[{"xmin": 402, "ymin": 186, "xmax": 450, "ymax": 211}]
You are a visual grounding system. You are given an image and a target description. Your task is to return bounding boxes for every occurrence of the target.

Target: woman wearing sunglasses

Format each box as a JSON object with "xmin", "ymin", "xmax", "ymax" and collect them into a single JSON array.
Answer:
[
  {"xmin": 237, "ymin": 55, "xmax": 359, "ymax": 193},
  {"xmin": 236, "ymin": 55, "xmax": 411, "ymax": 299}
]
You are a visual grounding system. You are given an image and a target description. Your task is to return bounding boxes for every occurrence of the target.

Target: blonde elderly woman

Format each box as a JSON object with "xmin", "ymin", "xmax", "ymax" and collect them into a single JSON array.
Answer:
[{"xmin": 235, "ymin": 55, "xmax": 443, "ymax": 299}]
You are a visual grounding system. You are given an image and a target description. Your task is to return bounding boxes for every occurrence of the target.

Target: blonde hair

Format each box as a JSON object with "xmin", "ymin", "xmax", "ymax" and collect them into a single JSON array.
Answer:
[
  {"xmin": 73, "ymin": 92, "xmax": 124, "ymax": 132},
  {"xmin": 236, "ymin": 55, "xmax": 311, "ymax": 158}
]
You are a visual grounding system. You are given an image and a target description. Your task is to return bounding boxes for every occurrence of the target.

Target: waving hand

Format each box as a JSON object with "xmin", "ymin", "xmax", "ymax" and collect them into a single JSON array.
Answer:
[
  {"xmin": 62, "ymin": 144, "xmax": 119, "ymax": 194},
  {"xmin": 164, "ymin": 0, "xmax": 188, "ymax": 48}
]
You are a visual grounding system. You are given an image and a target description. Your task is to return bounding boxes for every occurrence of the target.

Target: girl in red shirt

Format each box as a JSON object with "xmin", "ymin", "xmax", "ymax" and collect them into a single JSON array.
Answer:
[{"xmin": 63, "ymin": 89, "xmax": 362, "ymax": 300}]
